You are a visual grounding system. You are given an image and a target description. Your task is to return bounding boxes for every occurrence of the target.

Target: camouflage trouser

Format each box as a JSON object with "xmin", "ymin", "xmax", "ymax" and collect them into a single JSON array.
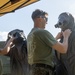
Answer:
[{"xmin": 29, "ymin": 66, "xmax": 54, "ymax": 75}]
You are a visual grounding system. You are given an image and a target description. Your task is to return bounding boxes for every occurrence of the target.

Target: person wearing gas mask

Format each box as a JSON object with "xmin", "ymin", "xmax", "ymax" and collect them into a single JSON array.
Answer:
[
  {"xmin": 0, "ymin": 29, "xmax": 29, "ymax": 75},
  {"xmin": 55, "ymin": 12, "xmax": 75, "ymax": 75}
]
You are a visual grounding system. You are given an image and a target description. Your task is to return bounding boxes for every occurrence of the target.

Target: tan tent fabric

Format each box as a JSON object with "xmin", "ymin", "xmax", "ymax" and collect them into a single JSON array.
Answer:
[
  {"xmin": 0, "ymin": 0, "xmax": 40, "ymax": 16},
  {"xmin": 0, "ymin": 0, "xmax": 28, "ymax": 14},
  {"xmin": 0, "ymin": 0, "xmax": 10, "ymax": 8},
  {"xmin": 0, "ymin": 2, "xmax": 11, "ymax": 9}
]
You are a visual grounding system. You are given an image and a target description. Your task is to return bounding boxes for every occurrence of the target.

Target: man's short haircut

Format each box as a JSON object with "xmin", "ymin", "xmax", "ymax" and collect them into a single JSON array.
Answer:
[{"xmin": 32, "ymin": 9, "xmax": 48, "ymax": 20}]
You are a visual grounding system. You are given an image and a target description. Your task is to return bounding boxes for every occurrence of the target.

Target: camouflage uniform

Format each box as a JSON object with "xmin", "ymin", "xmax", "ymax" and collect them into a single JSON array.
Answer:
[
  {"xmin": 30, "ymin": 66, "xmax": 54, "ymax": 75},
  {"xmin": 27, "ymin": 28, "xmax": 57, "ymax": 75}
]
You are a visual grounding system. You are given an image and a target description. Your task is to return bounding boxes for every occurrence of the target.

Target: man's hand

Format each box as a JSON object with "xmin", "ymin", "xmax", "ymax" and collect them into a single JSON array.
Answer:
[{"xmin": 62, "ymin": 29, "xmax": 72, "ymax": 38}]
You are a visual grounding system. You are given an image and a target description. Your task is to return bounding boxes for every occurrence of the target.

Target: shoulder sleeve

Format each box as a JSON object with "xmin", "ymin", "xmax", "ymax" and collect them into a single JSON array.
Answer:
[{"xmin": 34, "ymin": 30, "xmax": 57, "ymax": 47}]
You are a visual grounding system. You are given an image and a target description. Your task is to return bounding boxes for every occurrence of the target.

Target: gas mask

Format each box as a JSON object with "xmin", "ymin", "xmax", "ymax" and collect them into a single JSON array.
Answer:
[
  {"xmin": 55, "ymin": 12, "xmax": 75, "ymax": 31},
  {"xmin": 6, "ymin": 29, "xmax": 26, "ymax": 44}
]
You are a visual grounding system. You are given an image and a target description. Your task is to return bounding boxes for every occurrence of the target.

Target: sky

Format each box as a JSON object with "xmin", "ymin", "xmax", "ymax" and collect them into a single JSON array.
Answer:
[{"xmin": 0, "ymin": 0, "xmax": 75, "ymax": 41}]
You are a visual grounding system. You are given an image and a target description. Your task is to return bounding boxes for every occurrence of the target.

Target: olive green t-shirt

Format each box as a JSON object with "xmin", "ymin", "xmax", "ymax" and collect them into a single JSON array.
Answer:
[{"xmin": 27, "ymin": 28, "xmax": 57, "ymax": 67}]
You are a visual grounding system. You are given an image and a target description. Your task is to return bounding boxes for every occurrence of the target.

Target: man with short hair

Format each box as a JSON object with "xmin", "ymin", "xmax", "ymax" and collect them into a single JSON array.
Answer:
[{"xmin": 27, "ymin": 9, "xmax": 71, "ymax": 75}]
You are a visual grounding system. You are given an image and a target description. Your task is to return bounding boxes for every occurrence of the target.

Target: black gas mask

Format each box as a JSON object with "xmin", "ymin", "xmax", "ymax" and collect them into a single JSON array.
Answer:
[{"xmin": 7, "ymin": 29, "xmax": 26, "ymax": 44}]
